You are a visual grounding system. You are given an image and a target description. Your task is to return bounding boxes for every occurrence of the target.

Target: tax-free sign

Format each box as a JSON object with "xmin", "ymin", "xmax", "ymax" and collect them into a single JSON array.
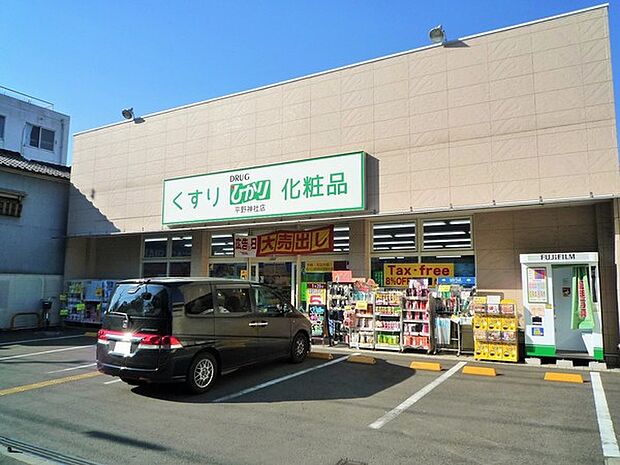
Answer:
[
  {"xmin": 383, "ymin": 263, "xmax": 455, "ymax": 287},
  {"xmin": 162, "ymin": 152, "xmax": 366, "ymax": 225}
]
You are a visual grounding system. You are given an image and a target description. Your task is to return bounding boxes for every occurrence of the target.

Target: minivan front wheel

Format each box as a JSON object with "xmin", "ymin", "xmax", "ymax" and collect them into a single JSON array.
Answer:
[
  {"xmin": 290, "ymin": 332, "xmax": 309, "ymax": 363},
  {"xmin": 187, "ymin": 352, "xmax": 218, "ymax": 394}
]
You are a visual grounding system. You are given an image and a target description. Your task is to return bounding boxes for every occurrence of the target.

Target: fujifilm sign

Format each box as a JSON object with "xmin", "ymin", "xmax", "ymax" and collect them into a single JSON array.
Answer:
[
  {"xmin": 520, "ymin": 252, "xmax": 599, "ymax": 264},
  {"xmin": 540, "ymin": 253, "xmax": 576, "ymax": 261}
]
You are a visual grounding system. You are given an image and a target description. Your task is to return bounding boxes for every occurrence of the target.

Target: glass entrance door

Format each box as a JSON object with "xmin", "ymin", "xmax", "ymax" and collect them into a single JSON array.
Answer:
[{"xmin": 253, "ymin": 261, "xmax": 296, "ymax": 306}]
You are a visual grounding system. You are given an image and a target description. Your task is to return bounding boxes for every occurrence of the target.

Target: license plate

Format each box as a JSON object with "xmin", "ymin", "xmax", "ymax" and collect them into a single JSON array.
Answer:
[{"xmin": 113, "ymin": 341, "xmax": 132, "ymax": 356}]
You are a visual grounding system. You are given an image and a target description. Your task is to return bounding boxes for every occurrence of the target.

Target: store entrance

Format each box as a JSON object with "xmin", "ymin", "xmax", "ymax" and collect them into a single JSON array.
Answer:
[{"xmin": 251, "ymin": 261, "xmax": 296, "ymax": 307}]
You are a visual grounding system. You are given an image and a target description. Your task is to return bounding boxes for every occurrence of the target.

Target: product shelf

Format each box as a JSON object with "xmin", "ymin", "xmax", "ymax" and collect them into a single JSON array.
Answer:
[
  {"xmin": 401, "ymin": 279, "xmax": 433, "ymax": 354},
  {"xmin": 375, "ymin": 328, "xmax": 401, "ymax": 333},
  {"xmin": 375, "ymin": 313, "xmax": 401, "ymax": 317},
  {"xmin": 375, "ymin": 344, "xmax": 401, "ymax": 351},
  {"xmin": 403, "ymin": 345, "xmax": 429, "ymax": 350}
]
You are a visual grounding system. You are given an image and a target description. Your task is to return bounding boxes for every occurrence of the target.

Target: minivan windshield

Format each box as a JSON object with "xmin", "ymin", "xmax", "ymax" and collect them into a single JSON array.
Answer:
[{"xmin": 107, "ymin": 283, "xmax": 169, "ymax": 318}]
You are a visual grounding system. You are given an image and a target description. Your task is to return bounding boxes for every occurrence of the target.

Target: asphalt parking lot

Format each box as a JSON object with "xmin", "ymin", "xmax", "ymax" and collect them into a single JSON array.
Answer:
[{"xmin": 1, "ymin": 329, "xmax": 620, "ymax": 465}]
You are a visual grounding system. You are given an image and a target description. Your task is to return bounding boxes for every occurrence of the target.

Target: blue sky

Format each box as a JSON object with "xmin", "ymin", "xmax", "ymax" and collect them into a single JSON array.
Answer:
[{"xmin": 1, "ymin": 1, "xmax": 617, "ymax": 163}]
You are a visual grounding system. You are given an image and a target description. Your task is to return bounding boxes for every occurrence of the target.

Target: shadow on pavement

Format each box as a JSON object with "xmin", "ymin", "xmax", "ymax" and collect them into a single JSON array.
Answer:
[
  {"xmin": 131, "ymin": 358, "xmax": 416, "ymax": 404},
  {"xmin": 84, "ymin": 431, "xmax": 167, "ymax": 451}
]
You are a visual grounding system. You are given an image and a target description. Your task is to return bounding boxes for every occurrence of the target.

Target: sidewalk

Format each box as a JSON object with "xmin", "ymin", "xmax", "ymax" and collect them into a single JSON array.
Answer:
[
  {"xmin": 311, "ymin": 343, "xmax": 620, "ymax": 373},
  {"xmin": 0, "ymin": 327, "xmax": 95, "ymax": 344}
]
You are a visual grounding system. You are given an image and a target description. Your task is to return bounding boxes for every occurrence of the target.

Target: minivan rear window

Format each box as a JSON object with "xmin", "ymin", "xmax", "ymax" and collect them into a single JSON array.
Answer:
[{"xmin": 107, "ymin": 283, "xmax": 169, "ymax": 318}]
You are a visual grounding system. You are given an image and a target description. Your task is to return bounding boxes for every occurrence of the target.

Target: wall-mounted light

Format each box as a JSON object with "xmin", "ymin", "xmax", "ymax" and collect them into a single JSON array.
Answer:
[
  {"xmin": 429, "ymin": 25, "xmax": 446, "ymax": 44},
  {"xmin": 121, "ymin": 107, "xmax": 145, "ymax": 124}
]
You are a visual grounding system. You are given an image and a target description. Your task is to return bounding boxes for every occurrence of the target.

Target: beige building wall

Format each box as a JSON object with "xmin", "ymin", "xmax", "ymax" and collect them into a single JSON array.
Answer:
[
  {"xmin": 68, "ymin": 6, "xmax": 618, "ymax": 237},
  {"xmin": 595, "ymin": 201, "xmax": 619, "ymax": 360},
  {"xmin": 348, "ymin": 220, "xmax": 371, "ymax": 277},
  {"xmin": 64, "ymin": 236, "xmax": 141, "ymax": 280}
]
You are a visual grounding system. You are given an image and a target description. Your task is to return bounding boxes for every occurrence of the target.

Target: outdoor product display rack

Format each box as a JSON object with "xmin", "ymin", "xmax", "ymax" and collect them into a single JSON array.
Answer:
[
  {"xmin": 432, "ymin": 283, "xmax": 471, "ymax": 356},
  {"xmin": 402, "ymin": 280, "xmax": 432, "ymax": 353},
  {"xmin": 473, "ymin": 296, "xmax": 519, "ymax": 362},
  {"xmin": 327, "ymin": 282, "xmax": 354, "ymax": 345},
  {"xmin": 374, "ymin": 289, "xmax": 402, "ymax": 351},
  {"xmin": 62, "ymin": 279, "xmax": 116, "ymax": 326},
  {"xmin": 349, "ymin": 297, "xmax": 375, "ymax": 350}
]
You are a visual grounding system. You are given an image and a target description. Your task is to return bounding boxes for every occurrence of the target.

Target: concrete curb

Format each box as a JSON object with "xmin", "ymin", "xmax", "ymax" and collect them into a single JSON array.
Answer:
[
  {"xmin": 347, "ymin": 355, "xmax": 376, "ymax": 365},
  {"xmin": 311, "ymin": 345, "xmax": 620, "ymax": 374}
]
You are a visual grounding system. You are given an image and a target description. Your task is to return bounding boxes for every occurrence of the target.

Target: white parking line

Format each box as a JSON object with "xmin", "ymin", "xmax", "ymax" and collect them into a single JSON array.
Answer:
[
  {"xmin": 104, "ymin": 379, "xmax": 122, "ymax": 385},
  {"xmin": 0, "ymin": 345, "xmax": 94, "ymax": 361},
  {"xmin": 591, "ymin": 372, "xmax": 620, "ymax": 458},
  {"xmin": 213, "ymin": 354, "xmax": 355, "ymax": 403},
  {"xmin": 0, "ymin": 334, "xmax": 89, "ymax": 346},
  {"xmin": 47, "ymin": 363, "xmax": 97, "ymax": 374},
  {"xmin": 369, "ymin": 361, "xmax": 467, "ymax": 430}
]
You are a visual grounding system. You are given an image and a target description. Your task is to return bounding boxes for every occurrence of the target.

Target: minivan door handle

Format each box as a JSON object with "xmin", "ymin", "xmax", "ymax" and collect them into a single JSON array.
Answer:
[{"xmin": 248, "ymin": 321, "xmax": 269, "ymax": 327}]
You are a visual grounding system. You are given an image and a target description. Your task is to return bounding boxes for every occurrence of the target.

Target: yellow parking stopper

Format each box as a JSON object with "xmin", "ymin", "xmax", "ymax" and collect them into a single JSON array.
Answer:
[
  {"xmin": 463, "ymin": 365, "xmax": 497, "ymax": 377},
  {"xmin": 410, "ymin": 361, "xmax": 442, "ymax": 372},
  {"xmin": 308, "ymin": 352, "xmax": 334, "ymax": 360},
  {"xmin": 347, "ymin": 355, "xmax": 376, "ymax": 365},
  {"xmin": 544, "ymin": 372, "xmax": 584, "ymax": 384}
]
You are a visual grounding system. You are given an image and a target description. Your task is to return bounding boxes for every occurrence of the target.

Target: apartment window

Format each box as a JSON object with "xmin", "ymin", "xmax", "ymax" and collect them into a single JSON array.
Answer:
[
  {"xmin": 422, "ymin": 218, "xmax": 472, "ymax": 250},
  {"xmin": 142, "ymin": 236, "xmax": 192, "ymax": 277},
  {"xmin": 0, "ymin": 115, "xmax": 5, "ymax": 139},
  {"xmin": 29, "ymin": 125, "xmax": 55, "ymax": 151},
  {"xmin": 373, "ymin": 222, "xmax": 416, "ymax": 252},
  {"xmin": 0, "ymin": 194, "xmax": 22, "ymax": 218}
]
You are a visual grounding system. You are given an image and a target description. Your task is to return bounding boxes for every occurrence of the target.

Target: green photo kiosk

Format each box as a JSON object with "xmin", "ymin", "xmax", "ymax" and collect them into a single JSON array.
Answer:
[{"xmin": 520, "ymin": 252, "xmax": 604, "ymax": 361}]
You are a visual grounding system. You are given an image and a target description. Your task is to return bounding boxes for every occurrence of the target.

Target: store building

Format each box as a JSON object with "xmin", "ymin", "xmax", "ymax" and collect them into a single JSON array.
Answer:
[
  {"xmin": 0, "ymin": 89, "xmax": 71, "ymax": 329},
  {"xmin": 66, "ymin": 6, "xmax": 620, "ymax": 364}
]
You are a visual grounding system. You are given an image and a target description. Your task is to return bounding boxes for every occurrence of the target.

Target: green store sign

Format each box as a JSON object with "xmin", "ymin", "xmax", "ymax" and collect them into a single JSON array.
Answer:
[{"xmin": 162, "ymin": 152, "xmax": 366, "ymax": 225}]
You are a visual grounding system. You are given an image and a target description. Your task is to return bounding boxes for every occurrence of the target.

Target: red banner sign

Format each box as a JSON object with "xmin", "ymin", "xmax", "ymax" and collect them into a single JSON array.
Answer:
[{"xmin": 256, "ymin": 225, "xmax": 334, "ymax": 256}]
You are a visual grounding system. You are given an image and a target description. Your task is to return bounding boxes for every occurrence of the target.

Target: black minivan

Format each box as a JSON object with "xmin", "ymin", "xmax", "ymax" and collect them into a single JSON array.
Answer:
[{"xmin": 96, "ymin": 278, "xmax": 311, "ymax": 393}]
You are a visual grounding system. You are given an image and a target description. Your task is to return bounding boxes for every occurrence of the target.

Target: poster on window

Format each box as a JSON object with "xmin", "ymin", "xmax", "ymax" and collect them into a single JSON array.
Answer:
[
  {"xmin": 305, "ymin": 283, "xmax": 327, "ymax": 305},
  {"xmin": 308, "ymin": 304, "xmax": 327, "ymax": 337},
  {"xmin": 234, "ymin": 235, "xmax": 258, "ymax": 257},
  {"xmin": 527, "ymin": 267, "xmax": 548, "ymax": 303}
]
